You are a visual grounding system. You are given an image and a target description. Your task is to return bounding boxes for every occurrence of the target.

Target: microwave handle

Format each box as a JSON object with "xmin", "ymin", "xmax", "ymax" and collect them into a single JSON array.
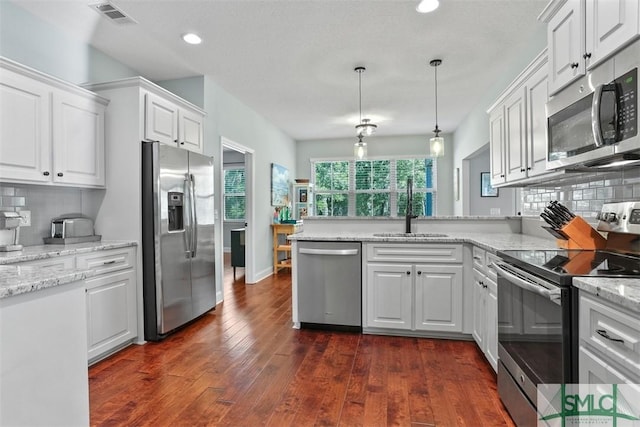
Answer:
[{"xmin": 591, "ymin": 83, "xmax": 618, "ymax": 147}]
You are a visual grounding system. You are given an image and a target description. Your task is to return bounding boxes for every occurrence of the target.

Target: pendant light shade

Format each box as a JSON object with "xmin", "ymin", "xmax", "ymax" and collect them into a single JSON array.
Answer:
[
  {"xmin": 354, "ymin": 135, "xmax": 368, "ymax": 160},
  {"xmin": 429, "ymin": 59, "xmax": 444, "ymax": 158},
  {"xmin": 354, "ymin": 67, "xmax": 377, "ymax": 137}
]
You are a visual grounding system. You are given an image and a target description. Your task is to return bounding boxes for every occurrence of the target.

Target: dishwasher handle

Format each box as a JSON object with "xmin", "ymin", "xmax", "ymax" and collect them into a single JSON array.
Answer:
[{"xmin": 299, "ymin": 248, "xmax": 359, "ymax": 256}]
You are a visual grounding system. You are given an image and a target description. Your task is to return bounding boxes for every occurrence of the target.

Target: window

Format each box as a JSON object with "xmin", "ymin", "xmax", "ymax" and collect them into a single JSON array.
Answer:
[
  {"xmin": 312, "ymin": 157, "xmax": 436, "ymax": 217},
  {"xmin": 223, "ymin": 168, "xmax": 245, "ymax": 220}
]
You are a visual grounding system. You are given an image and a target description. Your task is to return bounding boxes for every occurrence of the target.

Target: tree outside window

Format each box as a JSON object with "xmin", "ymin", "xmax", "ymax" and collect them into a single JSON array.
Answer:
[
  {"xmin": 224, "ymin": 168, "xmax": 245, "ymax": 220},
  {"xmin": 312, "ymin": 157, "xmax": 436, "ymax": 217}
]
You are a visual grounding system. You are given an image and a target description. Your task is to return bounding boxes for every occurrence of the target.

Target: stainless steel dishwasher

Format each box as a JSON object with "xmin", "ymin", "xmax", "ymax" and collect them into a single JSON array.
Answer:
[{"xmin": 297, "ymin": 241, "xmax": 362, "ymax": 331}]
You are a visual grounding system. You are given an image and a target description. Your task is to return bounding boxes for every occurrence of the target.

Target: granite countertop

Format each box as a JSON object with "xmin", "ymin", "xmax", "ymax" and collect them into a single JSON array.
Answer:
[
  {"xmin": 0, "ymin": 240, "xmax": 137, "ymax": 265},
  {"xmin": 287, "ymin": 231, "xmax": 557, "ymax": 253},
  {"xmin": 573, "ymin": 277, "xmax": 640, "ymax": 313},
  {"xmin": 0, "ymin": 264, "xmax": 96, "ymax": 299},
  {"xmin": 0, "ymin": 240, "xmax": 136, "ymax": 299}
]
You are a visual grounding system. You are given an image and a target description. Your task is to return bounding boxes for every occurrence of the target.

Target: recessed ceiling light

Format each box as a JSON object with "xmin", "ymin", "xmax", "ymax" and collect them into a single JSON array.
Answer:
[
  {"xmin": 182, "ymin": 33, "xmax": 202, "ymax": 45},
  {"xmin": 416, "ymin": 0, "xmax": 439, "ymax": 13}
]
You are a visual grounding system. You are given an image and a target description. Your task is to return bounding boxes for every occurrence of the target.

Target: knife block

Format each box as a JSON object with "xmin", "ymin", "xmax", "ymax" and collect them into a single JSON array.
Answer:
[{"xmin": 555, "ymin": 216, "xmax": 607, "ymax": 250}]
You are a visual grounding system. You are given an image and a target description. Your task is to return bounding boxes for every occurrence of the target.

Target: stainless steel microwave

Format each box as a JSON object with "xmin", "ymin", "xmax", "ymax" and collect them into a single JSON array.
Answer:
[{"xmin": 546, "ymin": 42, "xmax": 639, "ymax": 170}]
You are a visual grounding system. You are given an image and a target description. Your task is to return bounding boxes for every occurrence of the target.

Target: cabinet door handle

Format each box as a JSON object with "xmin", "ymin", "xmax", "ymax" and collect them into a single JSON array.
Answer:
[
  {"xmin": 103, "ymin": 260, "xmax": 117, "ymax": 265},
  {"xmin": 500, "ymin": 174, "xmax": 505, "ymax": 178},
  {"xmin": 583, "ymin": 52, "xmax": 592, "ymax": 59},
  {"xmin": 527, "ymin": 167, "xmax": 532, "ymax": 170},
  {"xmin": 520, "ymin": 168, "xmax": 525, "ymax": 172},
  {"xmin": 596, "ymin": 329, "xmax": 624, "ymax": 343},
  {"xmin": 406, "ymin": 271, "xmax": 411, "ymax": 275},
  {"xmin": 570, "ymin": 62, "xmax": 579, "ymax": 69},
  {"xmin": 57, "ymin": 172, "xmax": 64, "ymax": 177},
  {"xmin": 43, "ymin": 171, "xmax": 50, "ymax": 176},
  {"xmin": 417, "ymin": 271, "xmax": 422, "ymax": 275}
]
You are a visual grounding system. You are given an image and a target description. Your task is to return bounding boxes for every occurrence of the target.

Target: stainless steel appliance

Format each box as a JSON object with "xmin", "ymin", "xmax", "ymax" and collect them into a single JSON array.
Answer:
[
  {"xmin": 495, "ymin": 201, "xmax": 640, "ymax": 426},
  {"xmin": 142, "ymin": 141, "xmax": 216, "ymax": 341},
  {"xmin": 43, "ymin": 214, "xmax": 101, "ymax": 244},
  {"xmin": 297, "ymin": 241, "xmax": 362, "ymax": 331},
  {"xmin": 546, "ymin": 40, "xmax": 639, "ymax": 170},
  {"xmin": 0, "ymin": 211, "xmax": 22, "ymax": 252}
]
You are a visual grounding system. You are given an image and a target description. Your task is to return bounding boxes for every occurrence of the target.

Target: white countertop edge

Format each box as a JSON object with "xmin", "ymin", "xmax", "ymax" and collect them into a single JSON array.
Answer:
[
  {"xmin": 287, "ymin": 232, "xmax": 557, "ymax": 253},
  {"xmin": 0, "ymin": 240, "xmax": 137, "ymax": 265},
  {"xmin": 302, "ymin": 215, "xmax": 523, "ymax": 221},
  {"xmin": 0, "ymin": 266, "xmax": 96, "ymax": 299},
  {"xmin": 573, "ymin": 277, "xmax": 640, "ymax": 314}
]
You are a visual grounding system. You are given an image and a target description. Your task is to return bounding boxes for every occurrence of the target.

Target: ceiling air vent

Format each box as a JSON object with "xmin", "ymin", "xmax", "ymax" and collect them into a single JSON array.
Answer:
[{"xmin": 90, "ymin": 2, "xmax": 137, "ymax": 24}]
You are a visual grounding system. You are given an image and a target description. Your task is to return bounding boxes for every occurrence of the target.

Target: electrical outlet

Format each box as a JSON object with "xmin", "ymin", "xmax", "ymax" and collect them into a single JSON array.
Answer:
[
  {"xmin": 490, "ymin": 208, "xmax": 501, "ymax": 216},
  {"xmin": 19, "ymin": 210, "xmax": 31, "ymax": 227}
]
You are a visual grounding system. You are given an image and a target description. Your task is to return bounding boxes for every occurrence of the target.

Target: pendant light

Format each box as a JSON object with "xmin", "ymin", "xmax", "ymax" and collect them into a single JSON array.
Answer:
[
  {"xmin": 354, "ymin": 66, "xmax": 377, "ymax": 137},
  {"xmin": 354, "ymin": 135, "xmax": 367, "ymax": 160},
  {"xmin": 429, "ymin": 59, "xmax": 444, "ymax": 158}
]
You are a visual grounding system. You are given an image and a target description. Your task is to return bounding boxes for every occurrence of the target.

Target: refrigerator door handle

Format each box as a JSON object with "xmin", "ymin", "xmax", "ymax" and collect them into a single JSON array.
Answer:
[
  {"xmin": 190, "ymin": 173, "xmax": 198, "ymax": 257},
  {"xmin": 183, "ymin": 174, "xmax": 192, "ymax": 258}
]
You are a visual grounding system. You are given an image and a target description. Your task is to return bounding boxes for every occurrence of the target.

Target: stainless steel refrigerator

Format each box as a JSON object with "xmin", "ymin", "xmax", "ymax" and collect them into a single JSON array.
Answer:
[{"xmin": 142, "ymin": 141, "xmax": 216, "ymax": 341}]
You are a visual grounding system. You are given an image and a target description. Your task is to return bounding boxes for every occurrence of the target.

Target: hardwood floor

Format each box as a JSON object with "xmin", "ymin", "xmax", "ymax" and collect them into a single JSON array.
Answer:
[{"xmin": 88, "ymin": 256, "xmax": 515, "ymax": 426}]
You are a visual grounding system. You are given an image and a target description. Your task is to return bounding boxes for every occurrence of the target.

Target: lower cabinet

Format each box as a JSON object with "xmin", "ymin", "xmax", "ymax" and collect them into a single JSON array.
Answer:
[
  {"xmin": 579, "ymin": 290, "xmax": 640, "ymax": 384},
  {"xmin": 471, "ymin": 246, "xmax": 498, "ymax": 371},
  {"xmin": 364, "ymin": 243, "xmax": 464, "ymax": 334},
  {"xmin": 77, "ymin": 246, "xmax": 138, "ymax": 364}
]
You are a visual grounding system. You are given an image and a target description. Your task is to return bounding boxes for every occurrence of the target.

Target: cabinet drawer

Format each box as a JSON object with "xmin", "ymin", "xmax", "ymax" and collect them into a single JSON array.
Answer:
[
  {"xmin": 21, "ymin": 255, "xmax": 75, "ymax": 269},
  {"xmin": 76, "ymin": 247, "xmax": 134, "ymax": 276},
  {"xmin": 367, "ymin": 244, "xmax": 462, "ymax": 263},
  {"xmin": 472, "ymin": 246, "xmax": 486, "ymax": 270},
  {"xmin": 580, "ymin": 292, "xmax": 640, "ymax": 377}
]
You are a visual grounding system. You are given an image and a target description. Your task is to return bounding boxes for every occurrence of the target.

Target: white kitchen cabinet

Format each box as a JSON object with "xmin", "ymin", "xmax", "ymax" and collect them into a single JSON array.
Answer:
[
  {"xmin": 487, "ymin": 50, "xmax": 552, "ymax": 187},
  {"xmin": 144, "ymin": 91, "xmax": 204, "ymax": 153},
  {"xmin": 366, "ymin": 263, "xmax": 413, "ymax": 330},
  {"xmin": 415, "ymin": 264, "xmax": 463, "ymax": 333},
  {"xmin": 579, "ymin": 290, "xmax": 640, "ymax": 383},
  {"xmin": 77, "ymin": 246, "xmax": 138, "ymax": 364},
  {"xmin": 0, "ymin": 57, "xmax": 108, "ymax": 188},
  {"xmin": 471, "ymin": 246, "xmax": 498, "ymax": 371},
  {"xmin": 541, "ymin": 0, "xmax": 640, "ymax": 95},
  {"xmin": 364, "ymin": 243, "xmax": 464, "ymax": 336},
  {"xmin": 489, "ymin": 108, "xmax": 506, "ymax": 185}
]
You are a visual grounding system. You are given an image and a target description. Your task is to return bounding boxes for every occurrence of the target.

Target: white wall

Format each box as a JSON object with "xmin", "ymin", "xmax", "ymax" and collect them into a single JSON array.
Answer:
[
  {"xmin": 453, "ymin": 25, "xmax": 547, "ymax": 215},
  {"xmin": 295, "ymin": 133, "xmax": 454, "ymax": 215},
  {"xmin": 466, "ymin": 147, "xmax": 517, "ymax": 216}
]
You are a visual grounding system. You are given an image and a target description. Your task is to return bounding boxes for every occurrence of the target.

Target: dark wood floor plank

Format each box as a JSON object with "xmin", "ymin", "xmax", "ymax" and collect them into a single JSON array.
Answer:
[{"xmin": 88, "ymin": 255, "xmax": 515, "ymax": 426}]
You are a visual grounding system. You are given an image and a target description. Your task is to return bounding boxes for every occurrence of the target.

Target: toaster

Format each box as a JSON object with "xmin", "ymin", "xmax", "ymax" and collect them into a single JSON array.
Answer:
[{"xmin": 51, "ymin": 214, "xmax": 95, "ymax": 238}]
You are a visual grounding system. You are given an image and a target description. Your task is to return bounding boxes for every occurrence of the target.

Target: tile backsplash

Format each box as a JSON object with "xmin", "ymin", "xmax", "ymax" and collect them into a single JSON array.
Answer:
[
  {"xmin": 0, "ymin": 184, "xmax": 98, "ymax": 246},
  {"xmin": 521, "ymin": 167, "xmax": 640, "ymax": 218}
]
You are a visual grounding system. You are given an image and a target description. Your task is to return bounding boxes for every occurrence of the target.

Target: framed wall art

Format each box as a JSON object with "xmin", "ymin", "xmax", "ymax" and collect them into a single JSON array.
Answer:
[
  {"xmin": 480, "ymin": 172, "xmax": 498, "ymax": 197},
  {"xmin": 271, "ymin": 163, "xmax": 289, "ymax": 206}
]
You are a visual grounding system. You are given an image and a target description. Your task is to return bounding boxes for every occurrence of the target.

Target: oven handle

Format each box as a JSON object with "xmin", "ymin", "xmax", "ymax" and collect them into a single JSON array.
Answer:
[{"xmin": 493, "ymin": 261, "xmax": 562, "ymax": 305}]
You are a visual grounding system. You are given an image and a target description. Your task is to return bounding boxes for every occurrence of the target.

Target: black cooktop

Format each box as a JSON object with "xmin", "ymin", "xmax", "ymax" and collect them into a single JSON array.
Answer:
[{"xmin": 497, "ymin": 249, "xmax": 640, "ymax": 286}]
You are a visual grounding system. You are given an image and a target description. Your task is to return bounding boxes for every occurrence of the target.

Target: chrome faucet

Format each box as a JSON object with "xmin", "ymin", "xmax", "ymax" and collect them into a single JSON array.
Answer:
[{"xmin": 405, "ymin": 177, "xmax": 418, "ymax": 233}]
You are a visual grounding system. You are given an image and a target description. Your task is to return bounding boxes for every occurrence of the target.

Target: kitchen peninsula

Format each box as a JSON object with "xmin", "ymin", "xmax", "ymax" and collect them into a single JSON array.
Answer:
[{"xmin": 0, "ymin": 241, "xmax": 138, "ymax": 426}]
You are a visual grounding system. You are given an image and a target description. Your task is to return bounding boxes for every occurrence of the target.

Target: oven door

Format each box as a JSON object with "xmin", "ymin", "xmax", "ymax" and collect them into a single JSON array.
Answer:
[{"xmin": 494, "ymin": 261, "xmax": 577, "ymax": 423}]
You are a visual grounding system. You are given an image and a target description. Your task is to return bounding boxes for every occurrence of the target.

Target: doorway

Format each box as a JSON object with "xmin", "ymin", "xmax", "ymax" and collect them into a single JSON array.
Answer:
[{"xmin": 220, "ymin": 137, "xmax": 256, "ymax": 289}]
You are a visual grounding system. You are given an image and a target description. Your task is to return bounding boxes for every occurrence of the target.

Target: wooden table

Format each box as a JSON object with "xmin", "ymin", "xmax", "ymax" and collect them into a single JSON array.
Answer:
[{"xmin": 271, "ymin": 223, "xmax": 301, "ymax": 273}]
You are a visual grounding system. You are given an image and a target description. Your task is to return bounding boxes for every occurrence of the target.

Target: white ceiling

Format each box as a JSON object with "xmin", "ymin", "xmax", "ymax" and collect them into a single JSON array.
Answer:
[{"xmin": 13, "ymin": 0, "xmax": 548, "ymax": 141}]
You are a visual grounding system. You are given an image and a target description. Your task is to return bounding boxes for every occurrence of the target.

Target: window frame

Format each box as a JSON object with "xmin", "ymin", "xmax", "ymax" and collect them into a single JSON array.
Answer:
[
  {"xmin": 223, "ymin": 166, "xmax": 246, "ymax": 221},
  {"xmin": 310, "ymin": 155, "xmax": 437, "ymax": 218}
]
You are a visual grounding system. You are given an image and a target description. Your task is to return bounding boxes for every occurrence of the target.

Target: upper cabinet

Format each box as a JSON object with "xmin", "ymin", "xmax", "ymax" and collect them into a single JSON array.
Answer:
[
  {"xmin": 487, "ymin": 50, "xmax": 552, "ymax": 187},
  {"xmin": 0, "ymin": 58, "xmax": 108, "ymax": 188},
  {"xmin": 540, "ymin": 0, "xmax": 640, "ymax": 95},
  {"xmin": 144, "ymin": 90, "xmax": 204, "ymax": 153}
]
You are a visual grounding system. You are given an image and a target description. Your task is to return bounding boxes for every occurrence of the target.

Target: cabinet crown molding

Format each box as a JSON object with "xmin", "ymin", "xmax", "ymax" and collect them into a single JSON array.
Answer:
[
  {"xmin": 538, "ymin": 0, "xmax": 569, "ymax": 23},
  {"xmin": 82, "ymin": 76, "xmax": 206, "ymax": 115},
  {"xmin": 0, "ymin": 56, "xmax": 110, "ymax": 106}
]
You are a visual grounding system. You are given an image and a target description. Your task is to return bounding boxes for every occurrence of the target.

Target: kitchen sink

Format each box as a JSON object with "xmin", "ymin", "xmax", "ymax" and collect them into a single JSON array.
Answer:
[{"xmin": 373, "ymin": 232, "xmax": 448, "ymax": 238}]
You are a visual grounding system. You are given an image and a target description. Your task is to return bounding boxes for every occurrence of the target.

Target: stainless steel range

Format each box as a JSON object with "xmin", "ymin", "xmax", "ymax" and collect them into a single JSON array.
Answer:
[{"xmin": 494, "ymin": 201, "xmax": 640, "ymax": 426}]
